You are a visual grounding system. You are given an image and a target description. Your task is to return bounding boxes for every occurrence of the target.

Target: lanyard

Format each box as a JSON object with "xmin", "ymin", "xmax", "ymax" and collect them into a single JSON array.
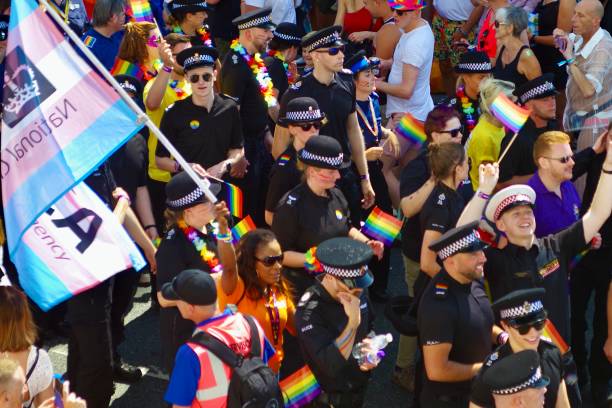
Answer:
[{"xmin": 264, "ymin": 288, "xmax": 281, "ymax": 345}]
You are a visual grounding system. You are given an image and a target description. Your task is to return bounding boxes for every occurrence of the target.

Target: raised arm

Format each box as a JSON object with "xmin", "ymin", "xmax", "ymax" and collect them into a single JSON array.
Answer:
[
  {"xmin": 581, "ymin": 132, "xmax": 612, "ymax": 242},
  {"xmin": 456, "ymin": 163, "xmax": 499, "ymax": 227}
]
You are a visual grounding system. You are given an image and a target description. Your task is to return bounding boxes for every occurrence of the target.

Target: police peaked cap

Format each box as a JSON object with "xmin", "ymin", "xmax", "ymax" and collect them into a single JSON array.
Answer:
[
  {"xmin": 298, "ymin": 135, "xmax": 350, "ymax": 170},
  {"xmin": 428, "ymin": 221, "xmax": 487, "ymax": 260},
  {"xmin": 316, "ymin": 237, "xmax": 374, "ymax": 288},
  {"xmin": 454, "ymin": 50, "xmax": 492, "ymax": 74},
  {"xmin": 514, "ymin": 73, "xmax": 558, "ymax": 105},
  {"xmin": 301, "ymin": 25, "xmax": 344, "ymax": 53},
  {"xmin": 177, "ymin": 46, "xmax": 219, "ymax": 71},
  {"xmin": 169, "ymin": 0, "xmax": 211, "ymax": 16},
  {"xmin": 278, "ymin": 97, "xmax": 326, "ymax": 125},
  {"xmin": 493, "ymin": 288, "xmax": 547, "ymax": 323},
  {"xmin": 485, "ymin": 185, "xmax": 536, "ymax": 222},
  {"xmin": 165, "ymin": 171, "xmax": 222, "ymax": 211},
  {"xmin": 484, "ymin": 350, "xmax": 550, "ymax": 395},
  {"xmin": 273, "ymin": 22, "xmax": 302, "ymax": 45},
  {"xmin": 114, "ymin": 74, "xmax": 144, "ymax": 100},
  {"xmin": 232, "ymin": 8, "xmax": 276, "ymax": 30}
]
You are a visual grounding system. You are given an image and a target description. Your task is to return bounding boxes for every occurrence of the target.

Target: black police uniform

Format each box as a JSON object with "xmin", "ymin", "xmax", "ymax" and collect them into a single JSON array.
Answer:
[
  {"xmin": 418, "ymin": 269, "xmax": 494, "ymax": 406},
  {"xmin": 271, "ymin": 183, "xmax": 352, "ymax": 299},
  {"xmin": 267, "ymin": 56, "xmax": 290, "ymax": 100},
  {"xmin": 471, "ymin": 339, "xmax": 563, "ymax": 408},
  {"xmin": 265, "ymin": 145, "xmax": 300, "ymax": 214},
  {"xmin": 157, "ymin": 94, "xmax": 244, "ymax": 170}
]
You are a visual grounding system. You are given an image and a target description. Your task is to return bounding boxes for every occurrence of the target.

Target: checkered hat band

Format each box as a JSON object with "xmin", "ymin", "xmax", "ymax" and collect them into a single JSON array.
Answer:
[
  {"xmin": 494, "ymin": 194, "xmax": 532, "ymax": 220},
  {"xmin": 457, "ymin": 62, "xmax": 492, "ymax": 72},
  {"xmin": 304, "ymin": 32, "xmax": 341, "ymax": 52},
  {"xmin": 494, "ymin": 367, "xmax": 543, "ymax": 395},
  {"xmin": 120, "ymin": 82, "xmax": 137, "ymax": 93},
  {"xmin": 168, "ymin": 188, "xmax": 204, "ymax": 208},
  {"xmin": 172, "ymin": 1, "xmax": 207, "ymax": 10},
  {"xmin": 322, "ymin": 264, "xmax": 362, "ymax": 278},
  {"xmin": 299, "ymin": 149, "xmax": 343, "ymax": 167},
  {"xmin": 520, "ymin": 81, "xmax": 555, "ymax": 104},
  {"xmin": 286, "ymin": 109, "xmax": 323, "ymax": 121},
  {"xmin": 274, "ymin": 31, "xmax": 301, "ymax": 42},
  {"xmin": 237, "ymin": 15, "xmax": 272, "ymax": 30},
  {"xmin": 500, "ymin": 300, "xmax": 544, "ymax": 320},
  {"xmin": 184, "ymin": 54, "xmax": 215, "ymax": 68},
  {"xmin": 438, "ymin": 230, "xmax": 480, "ymax": 260}
]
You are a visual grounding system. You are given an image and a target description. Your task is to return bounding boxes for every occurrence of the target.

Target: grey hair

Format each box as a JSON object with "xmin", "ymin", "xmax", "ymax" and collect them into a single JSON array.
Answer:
[
  {"xmin": 496, "ymin": 6, "xmax": 528, "ymax": 37},
  {"xmin": 93, "ymin": 0, "xmax": 126, "ymax": 27}
]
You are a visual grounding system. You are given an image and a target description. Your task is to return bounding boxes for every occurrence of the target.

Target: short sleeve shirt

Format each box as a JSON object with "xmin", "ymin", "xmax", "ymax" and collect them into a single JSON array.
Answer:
[
  {"xmin": 420, "ymin": 182, "xmax": 466, "ymax": 236},
  {"xmin": 265, "ymin": 145, "xmax": 300, "ymax": 212},
  {"xmin": 81, "ymin": 29, "xmax": 124, "ymax": 71}
]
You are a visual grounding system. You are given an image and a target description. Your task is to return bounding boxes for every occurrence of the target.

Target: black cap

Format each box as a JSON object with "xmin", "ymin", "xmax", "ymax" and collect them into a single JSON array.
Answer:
[
  {"xmin": 298, "ymin": 135, "xmax": 349, "ymax": 170},
  {"xmin": 428, "ymin": 221, "xmax": 487, "ymax": 260},
  {"xmin": 301, "ymin": 25, "xmax": 344, "ymax": 53},
  {"xmin": 454, "ymin": 50, "xmax": 492, "ymax": 74},
  {"xmin": 344, "ymin": 50, "xmax": 380, "ymax": 74},
  {"xmin": 514, "ymin": 73, "xmax": 558, "ymax": 105},
  {"xmin": 169, "ymin": 0, "xmax": 211, "ymax": 16},
  {"xmin": 177, "ymin": 46, "xmax": 219, "ymax": 71},
  {"xmin": 493, "ymin": 288, "xmax": 547, "ymax": 323},
  {"xmin": 272, "ymin": 22, "xmax": 302, "ymax": 46},
  {"xmin": 165, "ymin": 171, "xmax": 222, "ymax": 210},
  {"xmin": 161, "ymin": 269, "xmax": 217, "ymax": 305},
  {"xmin": 0, "ymin": 15, "xmax": 8, "ymax": 42},
  {"xmin": 316, "ymin": 237, "xmax": 374, "ymax": 288},
  {"xmin": 232, "ymin": 8, "xmax": 276, "ymax": 31},
  {"xmin": 114, "ymin": 74, "xmax": 144, "ymax": 101},
  {"xmin": 278, "ymin": 97, "xmax": 325, "ymax": 125},
  {"xmin": 484, "ymin": 350, "xmax": 550, "ymax": 395}
]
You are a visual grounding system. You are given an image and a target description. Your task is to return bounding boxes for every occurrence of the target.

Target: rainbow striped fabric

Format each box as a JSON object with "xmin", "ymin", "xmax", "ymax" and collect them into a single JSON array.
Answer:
[
  {"xmin": 224, "ymin": 181, "xmax": 243, "ymax": 219},
  {"xmin": 490, "ymin": 93, "xmax": 530, "ymax": 133},
  {"xmin": 395, "ymin": 113, "xmax": 426, "ymax": 147},
  {"xmin": 231, "ymin": 215, "xmax": 256, "ymax": 243},
  {"xmin": 542, "ymin": 319, "xmax": 569, "ymax": 354},
  {"xmin": 278, "ymin": 154, "xmax": 291, "ymax": 166},
  {"xmin": 569, "ymin": 247, "xmax": 589, "ymax": 270},
  {"xmin": 280, "ymin": 365, "xmax": 321, "ymax": 408},
  {"xmin": 127, "ymin": 0, "xmax": 154, "ymax": 22},
  {"xmin": 110, "ymin": 58, "xmax": 144, "ymax": 80},
  {"xmin": 361, "ymin": 206, "xmax": 403, "ymax": 246}
]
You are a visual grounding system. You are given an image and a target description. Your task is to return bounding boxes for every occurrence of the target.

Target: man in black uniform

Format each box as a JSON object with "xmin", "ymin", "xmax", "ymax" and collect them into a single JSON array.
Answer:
[
  {"xmin": 220, "ymin": 8, "xmax": 276, "ymax": 226},
  {"xmin": 470, "ymin": 288, "xmax": 569, "ymax": 408},
  {"xmin": 274, "ymin": 25, "xmax": 375, "ymax": 227},
  {"xmin": 156, "ymin": 46, "xmax": 245, "ymax": 180},
  {"xmin": 295, "ymin": 237, "xmax": 379, "ymax": 407},
  {"xmin": 266, "ymin": 22, "xmax": 302, "ymax": 100},
  {"xmin": 417, "ymin": 221, "xmax": 499, "ymax": 407}
]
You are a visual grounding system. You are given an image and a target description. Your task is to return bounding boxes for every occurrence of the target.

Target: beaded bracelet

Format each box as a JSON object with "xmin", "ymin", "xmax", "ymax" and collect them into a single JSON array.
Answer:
[{"xmin": 216, "ymin": 232, "xmax": 233, "ymax": 243}]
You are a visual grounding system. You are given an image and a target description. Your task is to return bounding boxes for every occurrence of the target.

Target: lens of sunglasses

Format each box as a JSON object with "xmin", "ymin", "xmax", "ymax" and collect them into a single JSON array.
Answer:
[
  {"xmin": 189, "ymin": 73, "xmax": 214, "ymax": 83},
  {"xmin": 298, "ymin": 122, "xmax": 322, "ymax": 131},
  {"xmin": 514, "ymin": 319, "xmax": 546, "ymax": 335},
  {"xmin": 559, "ymin": 155, "xmax": 574, "ymax": 164},
  {"xmin": 446, "ymin": 128, "xmax": 462, "ymax": 138},
  {"xmin": 395, "ymin": 9, "xmax": 405, "ymax": 16},
  {"xmin": 258, "ymin": 255, "xmax": 284, "ymax": 267},
  {"xmin": 328, "ymin": 46, "xmax": 345, "ymax": 56}
]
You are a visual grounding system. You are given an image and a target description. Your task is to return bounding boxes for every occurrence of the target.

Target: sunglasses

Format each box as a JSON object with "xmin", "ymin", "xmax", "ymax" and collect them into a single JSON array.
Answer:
[
  {"xmin": 315, "ymin": 45, "xmax": 345, "ymax": 56},
  {"xmin": 256, "ymin": 254, "xmax": 284, "ymax": 267},
  {"xmin": 544, "ymin": 155, "xmax": 574, "ymax": 164},
  {"xmin": 444, "ymin": 127, "xmax": 462, "ymax": 138},
  {"xmin": 297, "ymin": 122, "xmax": 322, "ymax": 131},
  {"xmin": 188, "ymin": 73, "xmax": 214, "ymax": 83},
  {"xmin": 147, "ymin": 34, "xmax": 160, "ymax": 47},
  {"xmin": 510, "ymin": 318, "xmax": 547, "ymax": 335}
]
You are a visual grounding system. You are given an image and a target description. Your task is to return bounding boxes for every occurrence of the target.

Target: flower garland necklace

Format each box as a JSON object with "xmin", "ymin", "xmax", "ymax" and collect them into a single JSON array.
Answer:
[
  {"xmin": 172, "ymin": 24, "xmax": 213, "ymax": 47},
  {"xmin": 230, "ymin": 39, "xmax": 277, "ymax": 107},
  {"xmin": 169, "ymin": 80, "xmax": 188, "ymax": 98},
  {"xmin": 177, "ymin": 220, "xmax": 222, "ymax": 272},
  {"xmin": 267, "ymin": 49, "xmax": 295, "ymax": 84},
  {"xmin": 457, "ymin": 86, "xmax": 477, "ymax": 132}
]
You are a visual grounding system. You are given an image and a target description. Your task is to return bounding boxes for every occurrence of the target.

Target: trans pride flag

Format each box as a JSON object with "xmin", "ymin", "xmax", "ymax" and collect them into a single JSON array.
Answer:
[{"xmin": 2, "ymin": 0, "xmax": 145, "ymax": 309}]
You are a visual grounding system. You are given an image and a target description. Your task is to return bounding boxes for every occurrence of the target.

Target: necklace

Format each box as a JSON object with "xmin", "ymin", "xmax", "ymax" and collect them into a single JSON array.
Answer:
[
  {"xmin": 355, "ymin": 96, "xmax": 379, "ymax": 141},
  {"xmin": 264, "ymin": 287, "xmax": 281, "ymax": 345},
  {"xmin": 169, "ymin": 79, "xmax": 188, "ymax": 98},
  {"xmin": 172, "ymin": 25, "xmax": 213, "ymax": 47},
  {"xmin": 177, "ymin": 220, "xmax": 222, "ymax": 272},
  {"xmin": 456, "ymin": 86, "xmax": 477, "ymax": 132},
  {"xmin": 267, "ymin": 49, "xmax": 295, "ymax": 84},
  {"xmin": 230, "ymin": 39, "xmax": 277, "ymax": 107}
]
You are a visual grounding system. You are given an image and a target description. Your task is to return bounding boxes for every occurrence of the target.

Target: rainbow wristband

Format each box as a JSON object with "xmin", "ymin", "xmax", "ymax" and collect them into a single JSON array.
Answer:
[{"xmin": 216, "ymin": 232, "xmax": 233, "ymax": 243}]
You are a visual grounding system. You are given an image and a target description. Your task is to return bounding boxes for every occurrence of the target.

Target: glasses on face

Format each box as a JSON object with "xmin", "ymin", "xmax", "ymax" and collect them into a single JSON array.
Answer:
[
  {"xmin": 443, "ymin": 127, "xmax": 462, "ymax": 138},
  {"xmin": 315, "ymin": 45, "xmax": 345, "ymax": 56},
  {"xmin": 544, "ymin": 155, "xmax": 575, "ymax": 164},
  {"xmin": 510, "ymin": 318, "xmax": 547, "ymax": 335},
  {"xmin": 147, "ymin": 34, "xmax": 160, "ymax": 47},
  {"xmin": 188, "ymin": 73, "xmax": 214, "ymax": 83},
  {"xmin": 256, "ymin": 254, "xmax": 284, "ymax": 267},
  {"xmin": 297, "ymin": 122, "xmax": 322, "ymax": 131}
]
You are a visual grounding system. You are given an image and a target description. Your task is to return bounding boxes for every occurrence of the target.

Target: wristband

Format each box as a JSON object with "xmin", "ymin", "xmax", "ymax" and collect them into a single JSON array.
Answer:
[
  {"xmin": 557, "ymin": 57, "xmax": 575, "ymax": 67},
  {"xmin": 497, "ymin": 331, "xmax": 509, "ymax": 345},
  {"xmin": 602, "ymin": 168, "xmax": 612, "ymax": 174},
  {"xmin": 116, "ymin": 192, "xmax": 130, "ymax": 205},
  {"xmin": 144, "ymin": 225, "xmax": 157, "ymax": 230},
  {"xmin": 162, "ymin": 65, "xmax": 173, "ymax": 73},
  {"xmin": 477, "ymin": 191, "xmax": 490, "ymax": 200},
  {"xmin": 173, "ymin": 161, "xmax": 180, "ymax": 173},
  {"xmin": 216, "ymin": 232, "xmax": 233, "ymax": 243},
  {"xmin": 360, "ymin": 174, "xmax": 370, "ymax": 181}
]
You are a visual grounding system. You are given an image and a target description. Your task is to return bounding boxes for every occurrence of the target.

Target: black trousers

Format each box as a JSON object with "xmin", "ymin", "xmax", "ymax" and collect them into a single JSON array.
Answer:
[
  {"xmin": 147, "ymin": 176, "xmax": 168, "ymax": 306},
  {"xmin": 110, "ymin": 268, "xmax": 141, "ymax": 362},
  {"xmin": 337, "ymin": 166, "xmax": 363, "ymax": 228},
  {"xmin": 312, "ymin": 388, "xmax": 366, "ymax": 408}
]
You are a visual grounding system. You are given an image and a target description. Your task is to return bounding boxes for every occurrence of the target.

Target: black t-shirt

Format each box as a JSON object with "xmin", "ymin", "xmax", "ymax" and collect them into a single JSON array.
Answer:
[
  {"xmin": 267, "ymin": 56, "xmax": 289, "ymax": 100},
  {"xmin": 279, "ymin": 71, "xmax": 356, "ymax": 158},
  {"xmin": 471, "ymin": 339, "xmax": 563, "ymax": 408},
  {"xmin": 295, "ymin": 282, "xmax": 373, "ymax": 393},
  {"xmin": 418, "ymin": 269, "xmax": 494, "ymax": 399},
  {"xmin": 157, "ymin": 95, "xmax": 243, "ymax": 169},
  {"xmin": 265, "ymin": 145, "xmax": 300, "ymax": 212},
  {"xmin": 420, "ymin": 182, "xmax": 466, "ymax": 236},
  {"xmin": 108, "ymin": 133, "xmax": 147, "ymax": 201},
  {"xmin": 484, "ymin": 220, "xmax": 586, "ymax": 343},
  {"xmin": 221, "ymin": 49, "xmax": 270, "ymax": 139}
]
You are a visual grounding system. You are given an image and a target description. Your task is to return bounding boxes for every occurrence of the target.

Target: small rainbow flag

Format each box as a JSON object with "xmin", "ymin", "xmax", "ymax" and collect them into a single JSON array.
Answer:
[
  {"xmin": 110, "ymin": 58, "xmax": 144, "ymax": 80},
  {"xmin": 278, "ymin": 154, "xmax": 291, "ymax": 166},
  {"xmin": 231, "ymin": 215, "xmax": 256, "ymax": 243},
  {"xmin": 83, "ymin": 35, "xmax": 96, "ymax": 48},
  {"xmin": 280, "ymin": 365, "xmax": 321, "ymax": 408},
  {"xmin": 224, "ymin": 182, "xmax": 243, "ymax": 219},
  {"xmin": 542, "ymin": 319, "xmax": 569, "ymax": 355},
  {"xmin": 490, "ymin": 93, "xmax": 530, "ymax": 133},
  {"xmin": 569, "ymin": 247, "xmax": 589, "ymax": 270},
  {"xmin": 126, "ymin": 0, "xmax": 155, "ymax": 22},
  {"xmin": 361, "ymin": 206, "xmax": 403, "ymax": 246},
  {"xmin": 395, "ymin": 113, "xmax": 426, "ymax": 147}
]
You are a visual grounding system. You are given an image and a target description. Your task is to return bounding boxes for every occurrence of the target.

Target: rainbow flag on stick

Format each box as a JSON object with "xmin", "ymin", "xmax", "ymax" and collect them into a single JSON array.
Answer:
[
  {"xmin": 490, "ymin": 93, "xmax": 530, "ymax": 133},
  {"xmin": 280, "ymin": 365, "xmax": 321, "ymax": 408},
  {"xmin": 110, "ymin": 58, "xmax": 144, "ymax": 80},
  {"xmin": 224, "ymin": 182, "xmax": 244, "ymax": 219},
  {"xmin": 361, "ymin": 206, "xmax": 403, "ymax": 246},
  {"xmin": 126, "ymin": 0, "xmax": 155, "ymax": 22},
  {"xmin": 395, "ymin": 113, "xmax": 426, "ymax": 147},
  {"xmin": 542, "ymin": 319, "xmax": 569, "ymax": 355},
  {"xmin": 231, "ymin": 215, "xmax": 256, "ymax": 243}
]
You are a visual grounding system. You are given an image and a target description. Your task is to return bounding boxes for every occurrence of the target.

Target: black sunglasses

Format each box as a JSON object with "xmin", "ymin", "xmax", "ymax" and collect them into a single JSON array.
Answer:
[
  {"xmin": 315, "ymin": 46, "xmax": 345, "ymax": 56},
  {"xmin": 444, "ymin": 127, "xmax": 462, "ymax": 138},
  {"xmin": 510, "ymin": 318, "xmax": 547, "ymax": 335},
  {"xmin": 544, "ymin": 155, "xmax": 575, "ymax": 164},
  {"xmin": 297, "ymin": 122, "xmax": 322, "ymax": 131},
  {"xmin": 256, "ymin": 254, "xmax": 284, "ymax": 267},
  {"xmin": 395, "ymin": 9, "xmax": 406, "ymax": 16},
  {"xmin": 188, "ymin": 73, "xmax": 214, "ymax": 83}
]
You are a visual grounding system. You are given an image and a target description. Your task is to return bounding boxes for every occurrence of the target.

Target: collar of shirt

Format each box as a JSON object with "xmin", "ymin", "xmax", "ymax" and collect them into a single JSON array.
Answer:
[
  {"xmin": 440, "ymin": 268, "xmax": 472, "ymax": 293},
  {"xmin": 304, "ymin": 182, "xmax": 333, "ymax": 202},
  {"xmin": 196, "ymin": 307, "xmax": 234, "ymax": 329},
  {"xmin": 309, "ymin": 72, "xmax": 338, "ymax": 87},
  {"xmin": 529, "ymin": 171, "xmax": 577, "ymax": 200},
  {"xmin": 504, "ymin": 239, "xmax": 540, "ymax": 257},
  {"xmin": 574, "ymin": 28, "xmax": 605, "ymax": 59}
]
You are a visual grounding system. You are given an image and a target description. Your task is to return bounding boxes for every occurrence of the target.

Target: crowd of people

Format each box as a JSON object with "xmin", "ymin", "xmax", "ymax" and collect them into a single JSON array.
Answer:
[{"xmin": 0, "ymin": 0, "xmax": 611, "ymax": 407}]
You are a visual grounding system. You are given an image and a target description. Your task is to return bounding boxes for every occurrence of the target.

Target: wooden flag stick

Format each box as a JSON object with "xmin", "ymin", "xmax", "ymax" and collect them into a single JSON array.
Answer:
[{"xmin": 497, "ymin": 131, "xmax": 519, "ymax": 165}]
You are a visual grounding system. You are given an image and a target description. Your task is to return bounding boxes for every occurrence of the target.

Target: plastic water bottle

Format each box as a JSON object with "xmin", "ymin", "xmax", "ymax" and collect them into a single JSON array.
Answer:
[{"xmin": 352, "ymin": 333, "xmax": 393, "ymax": 365}]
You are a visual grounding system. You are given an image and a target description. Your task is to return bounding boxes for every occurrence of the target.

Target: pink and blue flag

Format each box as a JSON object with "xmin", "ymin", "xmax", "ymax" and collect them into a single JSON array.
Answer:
[{"xmin": 2, "ymin": 0, "xmax": 146, "ymax": 310}]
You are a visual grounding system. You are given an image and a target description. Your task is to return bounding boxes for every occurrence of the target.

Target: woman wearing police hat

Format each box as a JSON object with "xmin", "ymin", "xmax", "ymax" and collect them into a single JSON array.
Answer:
[
  {"xmin": 271, "ymin": 135, "xmax": 383, "ymax": 302},
  {"xmin": 266, "ymin": 22, "xmax": 302, "ymax": 100},
  {"xmin": 166, "ymin": 0, "xmax": 214, "ymax": 47},
  {"xmin": 156, "ymin": 171, "xmax": 237, "ymax": 373}
]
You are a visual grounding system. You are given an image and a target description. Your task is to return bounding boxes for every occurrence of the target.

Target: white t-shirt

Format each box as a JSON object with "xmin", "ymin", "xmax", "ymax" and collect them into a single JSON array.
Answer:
[
  {"xmin": 244, "ymin": 0, "xmax": 296, "ymax": 24},
  {"xmin": 433, "ymin": 0, "xmax": 474, "ymax": 22},
  {"xmin": 386, "ymin": 23, "xmax": 434, "ymax": 121}
]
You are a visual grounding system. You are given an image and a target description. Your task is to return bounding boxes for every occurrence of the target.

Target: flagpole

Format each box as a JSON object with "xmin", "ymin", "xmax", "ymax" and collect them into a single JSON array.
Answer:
[
  {"xmin": 37, "ymin": 0, "xmax": 218, "ymax": 204},
  {"xmin": 497, "ymin": 131, "xmax": 519, "ymax": 164}
]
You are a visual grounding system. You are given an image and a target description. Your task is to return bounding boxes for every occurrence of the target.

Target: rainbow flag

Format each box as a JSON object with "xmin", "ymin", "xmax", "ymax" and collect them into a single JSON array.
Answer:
[
  {"xmin": 395, "ymin": 113, "xmax": 426, "ymax": 147},
  {"xmin": 278, "ymin": 154, "xmax": 291, "ymax": 166},
  {"xmin": 231, "ymin": 215, "xmax": 256, "ymax": 243},
  {"xmin": 83, "ymin": 35, "xmax": 96, "ymax": 47},
  {"xmin": 569, "ymin": 247, "xmax": 589, "ymax": 270},
  {"xmin": 224, "ymin": 182, "xmax": 243, "ymax": 219},
  {"xmin": 490, "ymin": 93, "xmax": 530, "ymax": 133},
  {"xmin": 110, "ymin": 58, "xmax": 144, "ymax": 80},
  {"xmin": 126, "ymin": 0, "xmax": 155, "ymax": 22},
  {"xmin": 280, "ymin": 365, "xmax": 321, "ymax": 408},
  {"xmin": 361, "ymin": 206, "xmax": 403, "ymax": 246},
  {"xmin": 542, "ymin": 319, "xmax": 569, "ymax": 355}
]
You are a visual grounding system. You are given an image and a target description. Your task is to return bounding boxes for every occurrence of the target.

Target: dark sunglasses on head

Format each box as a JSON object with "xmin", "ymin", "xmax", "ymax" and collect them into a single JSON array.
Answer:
[
  {"xmin": 444, "ymin": 127, "xmax": 462, "ymax": 138},
  {"xmin": 189, "ymin": 73, "xmax": 214, "ymax": 83},
  {"xmin": 544, "ymin": 154, "xmax": 574, "ymax": 164},
  {"xmin": 315, "ymin": 45, "xmax": 345, "ymax": 56},
  {"xmin": 297, "ymin": 122, "xmax": 322, "ymax": 131},
  {"xmin": 510, "ymin": 318, "xmax": 547, "ymax": 335},
  {"xmin": 256, "ymin": 254, "xmax": 284, "ymax": 267}
]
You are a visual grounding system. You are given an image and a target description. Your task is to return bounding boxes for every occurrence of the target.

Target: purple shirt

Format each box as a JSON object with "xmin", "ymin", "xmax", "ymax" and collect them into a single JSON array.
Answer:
[{"xmin": 527, "ymin": 172, "xmax": 582, "ymax": 238}]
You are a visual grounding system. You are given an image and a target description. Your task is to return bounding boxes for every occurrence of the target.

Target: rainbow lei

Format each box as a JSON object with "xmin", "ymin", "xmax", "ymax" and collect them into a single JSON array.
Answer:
[
  {"xmin": 169, "ymin": 80, "xmax": 187, "ymax": 98},
  {"xmin": 172, "ymin": 25, "xmax": 213, "ymax": 47},
  {"xmin": 177, "ymin": 220, "xmax": 222, "ymax": 272},
  {"xmin": 230, "ymin": 39, "xmax": 277, "ymax": 107},
  {"xmin": 304, "ymin": 247, "xmax": 322, "ymax": 274},
  {"xmin": 268, "ymin": 49, "xmax": 295, "ymax": 84},
  {"xmin": 456, "ymin": 86, "xmax": 476, "ymax": 132}
]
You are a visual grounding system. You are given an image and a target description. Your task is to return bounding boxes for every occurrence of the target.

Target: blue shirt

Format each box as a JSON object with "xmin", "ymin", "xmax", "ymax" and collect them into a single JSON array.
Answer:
[
  {"xmin": 81, "ymin": 28, "xmax": 124, "ymax": 71},
  {"xmin": 527, "ymin": 171, "xmax": 581, "ymax": 238},
  {"xmin": 356, "ymin": 93, "xmax": 382, "ymax": 148}
]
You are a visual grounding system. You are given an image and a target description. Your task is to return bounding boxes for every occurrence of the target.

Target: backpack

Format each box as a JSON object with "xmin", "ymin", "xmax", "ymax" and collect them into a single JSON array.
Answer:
[{"xmin": 190, "ymin": 315, "xmax": 284, "ymax": 408}]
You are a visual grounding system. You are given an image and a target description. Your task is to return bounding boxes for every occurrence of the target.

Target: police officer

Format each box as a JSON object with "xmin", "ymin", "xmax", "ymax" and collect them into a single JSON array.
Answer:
[
  {"xmin": 483, "ymin": 350, "xmax": 550, "ymax": 408},
  {"xmin": 295, "ymin": 237, "xmax": 379, "ymax": 407},
  {"xmin": 274, "ymin": 25, "xmax": 375, "ymax": 227},
  {"xmin": 167, "ymin": 0, "xmax": 213, "ymax": 46},
  {"xmin": 471, "ymin": 288, "xmax": 569, "ymax": 408},
  {"xmin": 220, "ymin": 8, "xmax": 276, "ymax": 226},
  {"xmin": 417, "ymin": 221, "xmax": 498, "ymax": 407},
  {"xmin": 264, "ymin": 97, "xmax": 324, "ymax": 225},
  {"xmin": 266, "ymin": 22, "xmax": 302, "ymax": 100},
  {"xmin": 156, "ymin": 46, "xmax": 245, "ymax": 180}
]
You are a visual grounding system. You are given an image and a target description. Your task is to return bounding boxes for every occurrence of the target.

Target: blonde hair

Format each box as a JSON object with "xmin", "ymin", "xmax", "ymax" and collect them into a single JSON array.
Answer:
[
  {"xmin": 0, "ymin": 287, "xmax": 37, "ymax": 352},
  {"xmin": 533, "ymin": 131, "xmax": 571, "ymax": 166},
  {"xmin": 117, "ymin": 21, "xmax": 157, "ymax": 64},
  {"xmin": 479, "ymin": 77, "xmax": 516, "ymax": 118}
]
